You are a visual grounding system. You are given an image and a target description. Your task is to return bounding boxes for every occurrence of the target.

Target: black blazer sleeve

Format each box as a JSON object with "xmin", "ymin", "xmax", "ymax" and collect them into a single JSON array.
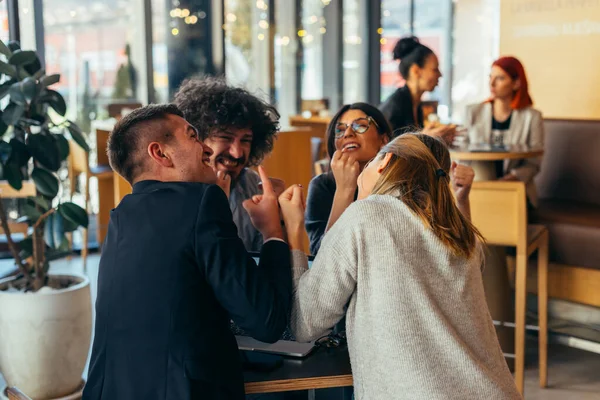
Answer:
[
  {"xmin": 305, "ymin": 174, "xmax": 336, "ymax": 256},
  {"xmin": 195, "ymin": 185, "xmax": 292, "ymax": 343}
]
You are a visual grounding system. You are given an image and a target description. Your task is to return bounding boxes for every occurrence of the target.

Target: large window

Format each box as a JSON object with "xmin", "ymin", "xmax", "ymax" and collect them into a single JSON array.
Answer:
[
  {"xmin": 342, "ymin": 0, "xmax": 366, "ymax": 103},
  {"xmin": 300, "ymin": 0, "xmax": 328, "ymax": 101},
  {"xmin": 380, "ymin": 0, "xmax": 411, "ymax": 102},
  {"xmin": 413, "ymin": 0, "xmax": 453, "ymax": 115},
  {"xmin": 224, "ymin": 0, "xmax": 270, "ymax": 100},
  {"xmin": 274, "ymin": 0, "xmax": 298, "ymax": 126},
  {"xmin": 43, "ymin": 0, "xmax": 145, "ymax": 130},
  {"xmin": 0, "ymin": 2, "xmax": 9, "ymax": 43}
]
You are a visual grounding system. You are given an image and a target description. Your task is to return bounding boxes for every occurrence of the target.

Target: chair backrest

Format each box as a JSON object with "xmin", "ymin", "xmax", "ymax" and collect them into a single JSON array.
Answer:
[
  {"xmin": 469, "ymin": 181, "xmax": 528, "ymax": 249},
  {"xmin": 107, "ymin": 102, "xmax": 142, "ymax": 120},
  {"xmin": 96, "ymin": 129, "xmax": 111, "ymax": 166},
  {"xmin": 0, "ymin": 181, "xmax": 36, "ymax": 235},
  {"xmin": 314, "ymin": 159, "xmax": 330, "ymax": 176}
]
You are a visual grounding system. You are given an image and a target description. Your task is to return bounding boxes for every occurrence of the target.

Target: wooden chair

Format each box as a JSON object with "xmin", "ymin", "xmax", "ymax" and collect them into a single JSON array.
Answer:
[
  {"xmin": 469, "ymin": 181, "xmax": 548, "ymax": 395},
  {"xmin": 0, "ymin": 181, "xmax": 36, "ymax": 236},
  {"xmin": 67, "ymin": 140, "xmax": 93, "ymax": 267},
  {"xmin": 6, "ymin": 387, "xmax": 32, "ymax": 400}
]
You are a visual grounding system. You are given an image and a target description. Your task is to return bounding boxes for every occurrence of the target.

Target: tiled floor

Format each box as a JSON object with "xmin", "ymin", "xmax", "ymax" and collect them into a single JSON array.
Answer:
[{"xmin": 2, "ymin": 255, "xmax": 600, "ymax": 399}]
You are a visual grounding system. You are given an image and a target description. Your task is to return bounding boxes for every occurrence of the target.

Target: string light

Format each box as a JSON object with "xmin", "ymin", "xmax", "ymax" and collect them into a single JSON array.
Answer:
[
  {"xmin": 258, "ymin": 33, "xmax": 265, "ymax": 40},
  {"xmin": 181, "ymin": 8, "xmax": 190, "ymax": 17},
  {"xmin": 377, "ymin": 27, "xmax": 383, "ymax": 35},
  {"xmin": 320, "ymin": 27, "xmax": 326, "ymax": 34},
  {"xmin": 281, "ymin": 36, "xmax": 290, "ymax": 46},
  {"xmin": 297, "ymin": 29, "xmax": 307, "ymax": 37},
  {"xmin": 258, "ymin": 20, "xmax": 269, "ymax": 29},
  {"xmin": 380, "ymin": 38, "xmax": 387, "ymax": 44},
  {"xmin": 226, "ymin": 13, "xmax": 237, "ymax": 22},
  {"xmin": 172, "ymin": 28, "xmax": 179, "ymax": 36}
]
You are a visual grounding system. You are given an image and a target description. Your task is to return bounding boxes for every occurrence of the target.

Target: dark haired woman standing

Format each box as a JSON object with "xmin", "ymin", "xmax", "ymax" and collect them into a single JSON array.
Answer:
[{"xmin": 379, "ymin": 36, "xmax": 456, "ymax": 143}]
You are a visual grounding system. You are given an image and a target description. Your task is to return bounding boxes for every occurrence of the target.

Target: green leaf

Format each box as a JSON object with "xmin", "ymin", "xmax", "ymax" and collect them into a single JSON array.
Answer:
[
  {"xmin": 21, "ymin": 77, "xmax": 38, "ymax": 102},
  {"xmin": 67, "ymin": 122, "xmax": 90, "ymax": 152},
  {"xmin": 52, "ymin": 212, "xmax": 64, "ymax": 248},
  {"xmin": 58, "ymin": 202, "xmax": 88, "ymax": 228},
  {"xmin": 53, "ymin": 134, "xmax": 70, "ymax": 161},
  {"xmin": 8, "ymin": 50, "xmax": 37, "ymax": 66},
  {"xmin": 32, "ymin": 68, "xmax": 45, "ymax": 81},
  {"xmin": 41, "ymin": 74, "xmax": 60, "ymax": 87},
  {"xmin": 28, "ymin": 134, "xmax": 61, "ymax": 171},
  {"xmin": 0, "ymin": 140, "xmax": 12, "ymax": 164},
  {"xmin": 23, "ymin": 57, "xmax": 42, "ymax": 77},
  {"xmin": 0, "ymin": 118, "xmax": 8, "ymax": 135},
  {"xmin": 19, "ymin": 237, "xmax": 33, "ymax": 258},
  {"xmin": 31, "ymin": 167, "xmax": 59, "ymax": 198},
  {"xmin": 2, "ymin": 102, "xmax": 25, "ymax": 125},
  {"xmin": 62, "ymin": 215, "xmax": 79, "ymax": 232},
  {"xmin": 9, "ymin": 138, "xmax": 30, "ymax": 167},
  {"xmin": 8, "ymin": 82, "xmax": 26, "ymax": 105},
  {"xmin": 0, "ymin": 79, "xmax": 16, "ymax": 99},
  {"xmin": 41, "ymin": 90, "xmax": 67, "ymax": 117},
  {"xmin": 44, "ymin": 213, "xmax": 55, "ymax": 249},
  {"xmin": 0, "ymin": 61, "xmax": 17, "ymax": 78},
  {"xmin": 4, "ymin": 162, "xmax": 22, "ymax": 190},
  {"xmin": 7, "ymin": 42, "xmax": 21, "ymax": 52},
  {"xmin": 22, "ymin": 203, "xmax": 43, "ymax": 222},
  {"xmin": 0, "ymin": 40, "xmax": 11, "ymax": 57},
  {"xmin": 28, "ymin": 195, "xmax": 50, "ymax": 211}
]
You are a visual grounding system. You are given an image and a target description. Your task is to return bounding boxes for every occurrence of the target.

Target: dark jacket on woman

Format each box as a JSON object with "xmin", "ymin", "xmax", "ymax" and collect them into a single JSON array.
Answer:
[{"xmin": 379, "ymin": 85, "xmax": 423, "ymax": 135}]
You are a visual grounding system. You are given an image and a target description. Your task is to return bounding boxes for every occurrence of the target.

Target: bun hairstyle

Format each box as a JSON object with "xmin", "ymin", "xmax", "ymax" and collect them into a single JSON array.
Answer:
[{"xmin": 392, "ymin": 36, "xmax": 434, "ymax": 80}]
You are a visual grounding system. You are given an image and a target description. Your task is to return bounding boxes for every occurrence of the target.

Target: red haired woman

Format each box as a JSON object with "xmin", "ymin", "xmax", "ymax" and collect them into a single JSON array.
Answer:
[{"xmin": 464, "ymin": 56, "xmax": 544, "ymax": 207}]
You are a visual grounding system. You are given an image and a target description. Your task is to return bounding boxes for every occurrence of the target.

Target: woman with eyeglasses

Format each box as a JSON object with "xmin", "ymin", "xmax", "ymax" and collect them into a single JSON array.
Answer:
[
  {"xmin": 305, "ymin": 103, "xmax": 474, "ymax": 255},
  {"xmin": 279, "ymin": 134, "xmax": 521, "ymax": 400}
]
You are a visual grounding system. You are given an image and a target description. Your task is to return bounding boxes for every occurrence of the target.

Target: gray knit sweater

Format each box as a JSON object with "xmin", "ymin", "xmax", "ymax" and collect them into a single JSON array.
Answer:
[{"xmin": 291, "ymin": 195, "xmax": 521, "ymax": 400}]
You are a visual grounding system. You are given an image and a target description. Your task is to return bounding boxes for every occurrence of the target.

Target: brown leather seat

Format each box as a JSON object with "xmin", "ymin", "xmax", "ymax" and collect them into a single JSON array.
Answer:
[{"xmin": 533, "ymin": 119, "xmax": 600, "ymax": 270}]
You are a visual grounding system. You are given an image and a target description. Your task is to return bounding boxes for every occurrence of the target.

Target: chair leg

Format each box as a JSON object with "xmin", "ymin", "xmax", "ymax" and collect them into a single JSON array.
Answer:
[
  {"xmin": 514, "ymin": 253, "xmax": 528, "ymax": 395},
  {"xmin": 538, "ymin": 233, "xmax": 549, "ymax": 388}
]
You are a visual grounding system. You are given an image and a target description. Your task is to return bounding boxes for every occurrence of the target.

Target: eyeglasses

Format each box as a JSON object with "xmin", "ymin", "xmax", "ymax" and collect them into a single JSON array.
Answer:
[{"xmin": 334, "ymin": 117, "xmax": 379, "ymax": 138}]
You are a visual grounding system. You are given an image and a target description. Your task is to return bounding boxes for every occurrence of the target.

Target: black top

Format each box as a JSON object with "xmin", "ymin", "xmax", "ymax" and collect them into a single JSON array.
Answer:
[
  {"xmin": 83, "ymin": 181, "xmax": 291, "ymax": 400},
  {"xmin": 491, "ymin": 112, "xmax": 512, "ymax": 177},
  {"xmin": 305, "ymin": 172, "xmax": 358, "ymax": 255},
  {"xmin": 379, "ymin": 85, "xmax": 424, "ymax": 135}
]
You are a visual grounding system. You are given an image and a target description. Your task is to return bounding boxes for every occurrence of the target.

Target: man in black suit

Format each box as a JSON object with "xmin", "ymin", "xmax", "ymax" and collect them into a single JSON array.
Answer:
[{"xmin": 83, "ymin": 104, "xmax": 292, "ymax": 400}]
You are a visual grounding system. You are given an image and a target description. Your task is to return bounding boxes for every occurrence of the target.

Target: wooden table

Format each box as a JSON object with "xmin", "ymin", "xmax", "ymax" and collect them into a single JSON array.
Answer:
[
  {"xmin": 244, "ymin": 346, "xmax": 352, "ymax": 394},
  {"xmin": 449, "ymin": 145, "xmax": 543, "ymax": 369},
  {"xmin": 450, "ymin": 145, "xmax": 544, "ymax": 162}
]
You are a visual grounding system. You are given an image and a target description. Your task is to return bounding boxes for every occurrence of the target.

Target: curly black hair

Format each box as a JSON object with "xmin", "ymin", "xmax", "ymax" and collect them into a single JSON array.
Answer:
[{"xmin": 173, "ymin": 76, "xmax": 280, "ymax": 167}]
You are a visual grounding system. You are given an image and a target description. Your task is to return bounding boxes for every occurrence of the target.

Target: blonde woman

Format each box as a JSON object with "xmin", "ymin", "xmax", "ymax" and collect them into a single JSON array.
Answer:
[{"xmin": 278, "ymin": 134, "xmax": 521, "ymax": 400}]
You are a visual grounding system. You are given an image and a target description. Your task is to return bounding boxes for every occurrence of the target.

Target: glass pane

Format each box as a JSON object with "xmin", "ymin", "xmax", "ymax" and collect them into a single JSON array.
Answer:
[
  {"xmin": 152, "ymin": 1, "xmax": 213, "ymax": 101},
  {"xmin": 43, "ymin": 0, "xmax": 145, "ymax": 129},
  {"xmin": 0, "ymin": 1, "xmax": 9, "ymax": 43},
  {"xmin": 380, "ymin": 0, "xmax": 411, "ymax": 102},
  {"xmin": 413, "ymin": 0, "xmax": 453, "ymax": 111},
  {"xmin": 343, "ymin": 0, "xmax": 365, "ymax": 103},
  {"xmin": 300, "ymin": 0, "xmax": 328, "ymax": 100},
  {"xmin": 224, "ymin": 0, "xmax": 270, "ymax": 100},
  {"xmin": 275, "ymin": 0, "xmax": 298, "ymax": 127}
]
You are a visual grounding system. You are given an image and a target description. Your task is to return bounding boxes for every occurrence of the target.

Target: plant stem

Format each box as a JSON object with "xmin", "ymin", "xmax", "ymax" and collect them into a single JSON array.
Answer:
[
  {"xmin": 0, "ymin": 195, "xmax": 32, "ymax": 282},
  {"xmin": 32, "ymin": 208, "xmax": 55, "ymax": 291}
]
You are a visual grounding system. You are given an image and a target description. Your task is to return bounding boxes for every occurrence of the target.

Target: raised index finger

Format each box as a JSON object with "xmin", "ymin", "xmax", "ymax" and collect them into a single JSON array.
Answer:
[{"xmin": 258, "ymin": 165, "xmax": 275, "ymax": 195}]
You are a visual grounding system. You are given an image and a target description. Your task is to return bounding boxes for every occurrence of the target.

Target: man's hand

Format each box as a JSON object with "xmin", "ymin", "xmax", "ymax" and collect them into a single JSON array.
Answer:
[
  {"xmin": 331, "ymin": 150, "xmax": 360, "ymax": 195},
  {"xmin": 278, "ymin": 185, "xmax": 306, "ymax": 250},
  {"xmin": 450, "ymin": 161, "xmax": 475, "ymax": 204},
  {"xmin": 259, "ymin": 177, "xmax": 286, "ymax": 198},
  {"xmin": 215, "ymin": 171, "xmax": 231, "ymax": 199},
  {"xmin": 243, "ymin": 166, "xmax": 284, "ymax": 240}
]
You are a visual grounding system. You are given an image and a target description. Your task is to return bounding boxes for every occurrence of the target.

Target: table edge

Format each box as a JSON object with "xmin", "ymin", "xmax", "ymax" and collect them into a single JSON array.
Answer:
[{"xmin": 244, "ymin": 374, "xmax": 353, "ymax": 394}]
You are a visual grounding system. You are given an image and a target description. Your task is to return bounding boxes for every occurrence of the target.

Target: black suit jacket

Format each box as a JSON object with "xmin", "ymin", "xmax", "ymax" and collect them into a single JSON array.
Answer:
[
  {"xmin": 83, "ymin": 181, "xmax": 291, "ymax": 400},
  {"xmin": 379, "ymin": 85, "xmax": 424, "ymax": 135}
]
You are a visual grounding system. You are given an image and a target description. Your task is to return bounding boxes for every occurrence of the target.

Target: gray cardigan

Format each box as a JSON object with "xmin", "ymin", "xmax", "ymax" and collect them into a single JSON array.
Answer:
[
  {"xmin": 290, "ymin": 195, "xmax": 521, "ymax": 399},
  {"xmin": 464, "ymin": 102, "xmax": 544, "ymax": 206}
]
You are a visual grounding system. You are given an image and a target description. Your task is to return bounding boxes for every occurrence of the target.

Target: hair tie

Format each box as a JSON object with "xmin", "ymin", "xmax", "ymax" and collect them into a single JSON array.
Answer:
[{"xmin": 436, "ymin": 169, "xmax": 447, "ymax": 178}]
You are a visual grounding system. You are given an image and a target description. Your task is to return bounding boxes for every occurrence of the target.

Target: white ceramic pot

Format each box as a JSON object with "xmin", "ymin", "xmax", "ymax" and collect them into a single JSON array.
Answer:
[{"xmin": 0, "ymin": 274, "xmax": 92, "ymax": 399}]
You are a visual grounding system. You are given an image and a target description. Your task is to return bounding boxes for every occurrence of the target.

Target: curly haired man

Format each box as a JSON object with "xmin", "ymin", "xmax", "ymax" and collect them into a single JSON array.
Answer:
[{"xmin": 174, "ymin": 77, "xmax": 285, "ymax": 252}]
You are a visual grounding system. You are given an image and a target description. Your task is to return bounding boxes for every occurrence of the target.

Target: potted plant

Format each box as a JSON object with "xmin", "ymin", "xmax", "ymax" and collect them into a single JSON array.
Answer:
[{"xmin": 0, "ymin": 39, "xmax": 92, "ymax": 399}]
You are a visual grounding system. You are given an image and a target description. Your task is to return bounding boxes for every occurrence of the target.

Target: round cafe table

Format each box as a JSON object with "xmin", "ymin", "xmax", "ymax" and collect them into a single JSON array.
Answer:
[{"xmin": 450, "ymin": 145, "xmax": 544, "ymax": 369}]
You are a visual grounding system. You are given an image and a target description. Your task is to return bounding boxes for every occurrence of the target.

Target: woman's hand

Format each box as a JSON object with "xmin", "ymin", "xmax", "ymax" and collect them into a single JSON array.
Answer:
[
  {"xmin": 423, "ymin": 124, "xmax": 457, "ymax": 146},
  {"xmin": 450, "ymin": 162, "xmax": 475, "ymax": 220},
  {"xmin": 278, "ymin": 184, "xmax": 306, "ymax": 250},
  {"xmin": 330, "ymin": 150, "xmax": 360, "ymax": 195}
]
